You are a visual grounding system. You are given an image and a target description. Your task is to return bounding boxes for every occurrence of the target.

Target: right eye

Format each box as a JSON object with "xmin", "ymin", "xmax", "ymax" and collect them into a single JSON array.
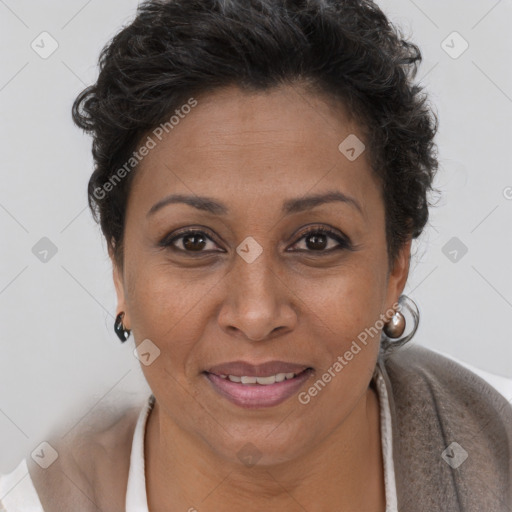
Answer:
[{"xmin": 160, "ymin": 229, "xmax": 223, "ymax": 254}]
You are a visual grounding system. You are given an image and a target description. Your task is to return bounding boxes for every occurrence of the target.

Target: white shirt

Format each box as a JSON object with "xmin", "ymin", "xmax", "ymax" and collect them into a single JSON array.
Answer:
[{"xmin": 1, "ymin": 352, "xmax": 511, "ymax": 512}]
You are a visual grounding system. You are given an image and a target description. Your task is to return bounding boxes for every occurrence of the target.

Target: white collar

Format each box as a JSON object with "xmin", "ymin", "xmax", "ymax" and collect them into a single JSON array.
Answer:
[
  {"xmin": 124, "ymin": 367, "xmax": 398, "ymax": 512},
  {"xmin": 125, "ymin": 394, "xmax": 153, "ymax": 512}
]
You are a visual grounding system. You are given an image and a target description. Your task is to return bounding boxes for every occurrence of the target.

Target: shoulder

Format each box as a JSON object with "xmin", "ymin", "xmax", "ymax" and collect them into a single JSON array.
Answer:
[
  {"xmin": 425, "ymin": 347, "xmax": 512, "ymax": 401},
  {"xmin": 381, "ymin": 343, "xmax": 512, "ymax": 428},
  {"xmin": 383, "ymin": 343, "xmax": 512, "ymax": 395},
  {"xmin": 379, "ymin": 343, "xmax": 512, "ymax": 509},
  {"xmin": 0, "ymin": 396, "xmax": 147, "ymax": 512},
  {"xmin": 0, "ymin": 459, "xmax": 43, "ymax": 512}
]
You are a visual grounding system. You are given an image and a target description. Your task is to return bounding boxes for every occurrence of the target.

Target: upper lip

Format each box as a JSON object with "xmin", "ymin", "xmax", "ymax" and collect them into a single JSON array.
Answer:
[{"xmin": 206, "ymin": 361, "xmax": 311, "ymax": 377}]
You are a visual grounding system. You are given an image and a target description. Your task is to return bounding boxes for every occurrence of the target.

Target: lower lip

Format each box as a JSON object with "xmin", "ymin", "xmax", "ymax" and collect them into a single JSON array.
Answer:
[{"xmin": 204, "ymin": 369, "xmax": 313, "ymax": 409}]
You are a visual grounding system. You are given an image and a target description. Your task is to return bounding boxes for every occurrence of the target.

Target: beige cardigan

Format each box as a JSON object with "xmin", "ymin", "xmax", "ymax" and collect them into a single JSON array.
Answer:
[{"xmin": 26, "ymin": 344, "xmax": 512, "ymax": 511}]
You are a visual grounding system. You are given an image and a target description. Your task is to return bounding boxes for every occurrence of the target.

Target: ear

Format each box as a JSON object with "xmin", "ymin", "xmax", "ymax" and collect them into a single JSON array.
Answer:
[
  {"xmin": 384, "ymin": 238, "xmax": 412, "ymax": 311},
  {"xmin": 109, "ymin": 243, "xmax": 130, "ymax": 330}
]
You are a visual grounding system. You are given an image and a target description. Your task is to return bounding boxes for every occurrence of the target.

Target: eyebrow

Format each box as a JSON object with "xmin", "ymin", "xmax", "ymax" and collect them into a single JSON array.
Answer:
[{"xmin": 146, "ymin": 190, "xmax": 363, "ymax": 218}]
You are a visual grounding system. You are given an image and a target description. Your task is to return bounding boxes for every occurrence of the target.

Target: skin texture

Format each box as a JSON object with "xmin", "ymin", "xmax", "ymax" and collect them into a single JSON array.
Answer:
[{"xmin": 111, "ymin": 84, "xmax": 412, "ymax": 511}]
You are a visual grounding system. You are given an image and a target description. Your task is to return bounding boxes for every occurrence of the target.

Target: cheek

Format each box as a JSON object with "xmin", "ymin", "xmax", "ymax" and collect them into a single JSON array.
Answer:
[
  {"xmin": 127, "ymin": 257, "xmax": 215, "ymax": 324},
  {"xmin": 293, "ymin": 259, "xmax": 388, "ymax": 339},
  {"xmin": 288, "ymin": 257, "xmax": 388, "ymax": 390},
  {"xmin": 125, "ymin": 262, "xmax": 220, "ymax": 369},
  {"xmin": 292, "ymin": 270, "xmax": 385, "ymax": 417}
]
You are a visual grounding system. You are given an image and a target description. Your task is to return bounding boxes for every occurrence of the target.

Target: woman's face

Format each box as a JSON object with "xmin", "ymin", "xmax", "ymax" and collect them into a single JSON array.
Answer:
[{"xmin": 112, "ymin": 84, "xmax": 410, "ymax": 465}]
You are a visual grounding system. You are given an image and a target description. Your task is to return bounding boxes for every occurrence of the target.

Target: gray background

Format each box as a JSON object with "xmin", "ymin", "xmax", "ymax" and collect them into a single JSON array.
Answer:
[{"xmin": 0, "ymin": 0, "xmax": 511, "ymax": 473}]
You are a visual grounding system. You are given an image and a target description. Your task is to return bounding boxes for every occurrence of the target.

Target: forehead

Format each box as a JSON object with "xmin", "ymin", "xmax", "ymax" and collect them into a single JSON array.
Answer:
[{"xmin": 127, "ymin": 84, "xmax": 380, "ymax": 220}]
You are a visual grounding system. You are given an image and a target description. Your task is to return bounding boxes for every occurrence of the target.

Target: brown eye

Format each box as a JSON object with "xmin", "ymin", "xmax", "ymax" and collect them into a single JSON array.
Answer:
[
  {"xmin": 290, "ymin": 227, "xmax": 352, "ymax": 253},
  {"xmin": 182, "ymin": 232, "xmax": 208, "ymax": 251},
  {"xmin": 304, "ymin": 232, "xmax": 328, "ymax": 250},
  {"xmin": 161, "ymin": 229, "xmax": 221, "ymax": 253}
]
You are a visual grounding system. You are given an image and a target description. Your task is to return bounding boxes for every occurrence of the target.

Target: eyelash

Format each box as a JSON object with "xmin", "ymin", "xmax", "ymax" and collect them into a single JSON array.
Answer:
[{"xmin": 160, "ymin": 226, "xmax": 353, "ymax": 255}]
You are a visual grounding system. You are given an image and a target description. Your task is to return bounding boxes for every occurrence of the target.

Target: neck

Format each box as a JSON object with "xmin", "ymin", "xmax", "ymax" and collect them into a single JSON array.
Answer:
[{"xmin": 145, "ymin": 383, "xmax": 385, "ymax": 512}]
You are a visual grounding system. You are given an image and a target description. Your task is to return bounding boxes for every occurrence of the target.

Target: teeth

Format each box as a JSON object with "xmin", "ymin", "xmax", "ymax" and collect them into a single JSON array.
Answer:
[
  {"xmin": 224, "ymin": 372, "xmax": 298, "ymax": 385},
  {"xmin": 256, "ymin": 375, "xmax": 277, "ymax": 385}
]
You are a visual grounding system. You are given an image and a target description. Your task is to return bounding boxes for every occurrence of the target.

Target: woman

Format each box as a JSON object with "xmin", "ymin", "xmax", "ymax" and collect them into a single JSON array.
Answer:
[{"xmin": 1, "ymin": 0, "xmax": 511, "ymax": 510}]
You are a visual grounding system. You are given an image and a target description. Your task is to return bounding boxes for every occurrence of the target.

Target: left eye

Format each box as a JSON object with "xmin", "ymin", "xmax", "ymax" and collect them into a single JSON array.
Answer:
[{"xmin": 289, "ymin": 227, "xmax": 351, "ymax": 252}]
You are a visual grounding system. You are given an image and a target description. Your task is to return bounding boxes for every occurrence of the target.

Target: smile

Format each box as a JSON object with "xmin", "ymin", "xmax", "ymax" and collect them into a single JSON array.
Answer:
[
  {"xmin": 204, "ymin": 368, "xmax": 314, "ymax": 408},
  {"xmin": 219, "ymin": 372, "xmax": 298, "ymax": 385}
]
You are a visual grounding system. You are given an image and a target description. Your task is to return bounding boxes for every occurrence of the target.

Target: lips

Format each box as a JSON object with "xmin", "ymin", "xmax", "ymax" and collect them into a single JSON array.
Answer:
[
  {"xmin": 206, "ymin": 360, "xmax": 310, "ymax": 378},
  {"xmin": 203, "ymin": 361, "xmax": 314, "ymax": 408}
]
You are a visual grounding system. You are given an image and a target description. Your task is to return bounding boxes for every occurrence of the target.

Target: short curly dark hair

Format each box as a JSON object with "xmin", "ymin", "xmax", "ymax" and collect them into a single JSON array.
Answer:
[{"xmin": 72, "ymin": 0, "xmax": 439, "ymax": 277}]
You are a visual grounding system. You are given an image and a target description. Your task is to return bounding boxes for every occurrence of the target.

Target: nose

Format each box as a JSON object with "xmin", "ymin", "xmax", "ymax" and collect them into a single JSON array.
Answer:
[{"xmin": 218, "ymin": 252, "xmax": 298, "ymax": 342}]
